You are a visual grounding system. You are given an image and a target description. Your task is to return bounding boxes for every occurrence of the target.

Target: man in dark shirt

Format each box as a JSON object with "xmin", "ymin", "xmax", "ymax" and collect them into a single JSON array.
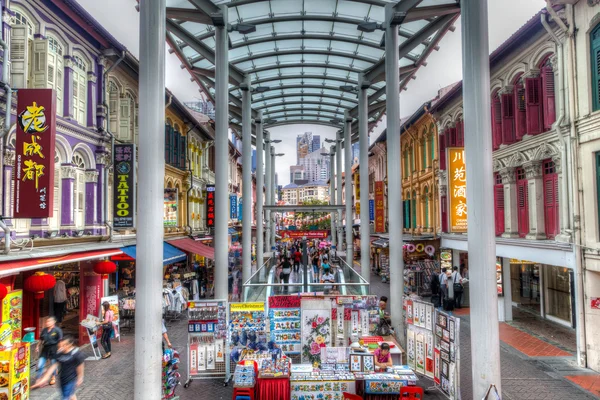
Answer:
[
  {"xmin": 32, "ymin": 335, "xmax": 85, "ymax": 400},
  {"xmin": 36, "ymin": 316, "xmax": 63, "ymax": 384}
]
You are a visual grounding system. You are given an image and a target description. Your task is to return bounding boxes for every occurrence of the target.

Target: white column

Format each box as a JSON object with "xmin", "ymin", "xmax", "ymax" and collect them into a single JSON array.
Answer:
[
  {"xmin": 500, "ymin": 167, "xmax": 519, "ymax": 238},
  {"xmin": 264, "ymin": 134, "xmax": 272, "ymax": 254},
  {"xmin": 255, "ymin": 112, "xmax": 264, "ymax": 272},
  {"xmin": 524, "ymin": 161, "xmax": 547, "ymax": 240},
  {"xmin": 330, "ymin": 147, "xmax": 336, "ymax": 248},
  {"xmin": 213, "ymin": 5, "xmax": 230, "ymax": 300},
  {"xmin": 270, "ymin": 147, "xmax": 276, "ymax": 249},
  {"xmin": 502, "ymin": 257, "xmax": 513, "ymax": 321},
  {"xmin": 462, "ymin": 0, "xmax": 502, "ymax": 397},
  {"xmin": 358, "ymin": 74, "xmax": 370, "ymax": 276},
  {"xmin": 344, "ymin": 112, "xmax": 354, "ymax": 266},
  {"xmin": 385, "ymin": 5, "xmax": 404, "ymax": 340},
  {"xmin": 135, "ymin": 0, "xmax": 165, "ymax": 398},
  {"xmin": 336, "ymin": 131, "xmax": 344, "ymax": 250},
  {"xmin": 241, "ymin": 75, "xmax": 252, "ymax": 283}
]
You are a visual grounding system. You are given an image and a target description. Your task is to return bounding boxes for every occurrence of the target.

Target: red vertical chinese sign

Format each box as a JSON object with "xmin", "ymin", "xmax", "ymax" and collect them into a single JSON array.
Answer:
[
  {"xmin": 12, "ymin": 89, "xmax": 56, "ymax": 218},
  {"xmin": 374, "ymin": 181, "xmax": 385, "ymax": 233},
  {"xmin": 206, "ymin": 184, "xmax": 215, "ymax": 228}
]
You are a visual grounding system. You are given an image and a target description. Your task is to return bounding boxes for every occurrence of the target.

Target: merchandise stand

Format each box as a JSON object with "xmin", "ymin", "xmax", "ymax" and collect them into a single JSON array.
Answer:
[{"xmin": 183, "ymin": 299, "xmax": 230, "ymax": 388}]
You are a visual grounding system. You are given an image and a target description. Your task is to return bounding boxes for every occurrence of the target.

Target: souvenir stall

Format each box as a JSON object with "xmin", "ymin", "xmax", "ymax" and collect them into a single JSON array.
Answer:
[
  {"xmin": 163, "ymin": 263, "xmax": 191, "ymax": 321},
  {"xmin": 403, "ymin": 243, "xmax": 438, "ymax": 297}
]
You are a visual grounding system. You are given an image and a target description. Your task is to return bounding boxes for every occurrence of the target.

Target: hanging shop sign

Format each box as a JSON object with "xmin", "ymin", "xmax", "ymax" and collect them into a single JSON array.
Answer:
[
  {"xmin": 113, "ymin": 143, "xmax": 136, "ymax": 228},
  {"xmin": 369, "ymin": 199, "xmax": 375, "ymax": 222},
  {"xmin": 281, "ymin": 230, "xmax": 328, "ymax": 239},
  {"xmin": 238, "ymin": 197, "xmax": 243, "ymax": 222},
  {"xmin": 230, "ymin": 194, "xmax": 238, "ymax": 220},
  {"xmin": 206, "ymin": 185, "xmax": 215, "ymax": 228},
  {"xmin": 355, "ymin": 202, "xmax": 360, "ymax": 214},
  {"xmin": 447, "ymin": 148, "xmax": 467, "ymax": 233},
  {"xmin": 375, "ymin": 181, "xmax": 385, "ymax": 233},
  {"xmin": 12, "ymin": 89, "xmax": 56, "ymax": 218},
  {"xmin": 354, "ymin": 172, "xmax": 360, "ymax": 201},
  {"xmin": 164, "ymin": 188, "xmax": 178, "ymax": 227}
]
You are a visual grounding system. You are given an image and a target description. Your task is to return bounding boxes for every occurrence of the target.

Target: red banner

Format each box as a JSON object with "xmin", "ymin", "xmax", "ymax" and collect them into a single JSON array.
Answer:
[
  {"xmin": 206, "ymin": 185, "xmax": 215, "ymax": 228},
  {"xmin": 375, "ymin": 181, "xmax": 385, "ymax": 233},
  {"xmin": 12, "ymin": 89, "xmax": 56, "ymax": 218},
  {"xmin": 268, "ymin": 295, "xmax": 301, "ymax": 309},
  {"xmin": 280, "ymin": 230, "xmax": 328, "ymax": 239}
]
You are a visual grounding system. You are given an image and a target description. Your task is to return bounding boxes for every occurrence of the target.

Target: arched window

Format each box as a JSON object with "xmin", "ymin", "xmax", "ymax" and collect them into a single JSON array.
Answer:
[
  {"xmin": 72, "ymin": 54, "xmax": 88, "ymax": 125},
  {"xmin": 72, "ymin": 153, "xmax": 86, "ymax": 229},
  {"xmin": 11, "ymin": 11, "xmax": 34, "ymax": 88},
  {"xmin": 14, "ymin": 12, "xmax": 33, "ymax": 36},
  {"xmin": 108, "ymin": 81, "xmax": 119, "ymax": 134},
  {"xmin": 118, "ymin": 91, "xmax": 133, "ymax": 141},
  {"xmin": 593, "ymin": 24, "xmax": 600, "ymax": 111},
  {"xmin": 424, "ymin": 186, "xmax": 429, "ymax": 229},
  {"xmin": 47, "ymin": 36, "xmax": 64, "ymax": 116}
]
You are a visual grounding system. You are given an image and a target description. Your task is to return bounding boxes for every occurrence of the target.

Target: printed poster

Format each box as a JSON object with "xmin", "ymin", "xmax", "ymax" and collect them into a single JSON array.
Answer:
[
  {"xmin": 416, "ymin": 333, "xmax": 425, "ymax": 374},
  {"xmin": 336, "ymin": 307, "xmax": 344, "ymax": 336},
  {"xmin": 206, "ymin": 345, "xmax": 215, "ymax": 370},
  {"xmin": 407, "ymin": 329, "xmax": 416, "ymax": 370},
  {"xmin": 407, "ymin": 300, "xmax": 414, "ymax": 325},
  {"xmin": 413, "ymin": 302, "xmax": 420, "ymax": 326},
  {"xmin": 2, "ymin": 290, "xmax": 22, "ymax": 344},
  {"xmin": 301, "ymin": 307, "xmax": 332, "ymax": 365},
  {"xmin": 419, "ymin": 303, "xmax": 426, "ymax": 329},
  {"xmin": 426, "ymin": 332, "xmax": 435, "ymax": 378},
  {"xmin": 425, "ymin": 304, "xmax": 433, "ymax": 331},
  {"xmin": 269, "ymin": 306, "xmax": 301, "ymax": 354},
  {"xmin": 360, "ymin": 310, "xmax": 369, "ymax": 335},
  {"xmin": 189, "ymin": 343, "xmax": 198, "ymax": 375},
  {"xmin": 351, "ymin": 310, "xmax": 359, "ymax": 335},
  {"xmin": 197, "ymin": 346, "xmax": 206, "ymax": 371},
  {"xmin": 215, "ymin": 339, "xmax": 224, "ymax": 362},
  {"xmin": 434, "ymin": 348, "xmax": 441, "ymax": 384}
]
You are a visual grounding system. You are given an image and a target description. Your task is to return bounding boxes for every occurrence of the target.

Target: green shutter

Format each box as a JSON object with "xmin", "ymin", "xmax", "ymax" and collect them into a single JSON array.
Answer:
[
  {"xmin": 425, "ymin": 189, "xmax": 429, "ymax": 228},
  {"xmin": 596, "ymin": 153, "xmax": 600, "ymax": 230},
  {"xmin": 430, "ymin": 134, "xmax": 435, "ymax": 162},
  {"xmin": 421, "ymin": 143, "xmax": 427, "ymax": 169},
  {"xmin": 592, "ymin": 26, "xmax": 600, "ymax": 111},
  {"xmin": 412, "ymin": 191, "xmax": 417, "ymax": 228}
]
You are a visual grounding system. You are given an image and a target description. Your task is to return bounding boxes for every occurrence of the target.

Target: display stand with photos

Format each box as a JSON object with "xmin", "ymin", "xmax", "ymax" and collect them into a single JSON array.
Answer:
[
  {"xmin": 268, "ymin": 296, "xmax": 302, "ymax": 356},
  {"xmin": 0, "ymin": 342, "xmax": 31, "ymax": 400},
  {"xmin": 80, "ymin": 314, "xmax": 102, "ymax": 360},
  {"xmin": 228, "ymin": 302, "xmax": 267, "ymax": 371},
  {"xmin": 329, "ymin": 296, "xmax": 379, "ymax": 348},
  {"xmin": 404, "ymin": 297, "xmax": 461, "ymax": 400},
  {"xmin": 183, "ymin": 300, "xmax": 229, "ymax": 388}
]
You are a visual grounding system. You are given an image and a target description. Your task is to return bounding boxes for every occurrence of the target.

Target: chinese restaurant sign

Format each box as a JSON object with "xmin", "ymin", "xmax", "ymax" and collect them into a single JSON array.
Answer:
[
  {"xmin": 113, "ymin": 144, "xmax": 136, "ymax": 229},
  {"xmin": 229, "ymin": 194, "xmax": 238, "ymax": 220},
  {"xmin": 12, "ymin": 89, "xmax": 56, "ymax": 218},
  {"xmin": 375, "ymin": 181, "xmax": 385, "ymax": 233},
  {"xmin": 447, "ymin": 148, "xmax": 467, "ymax": 232},
  {"xmin": 206, "ymin": 185, "xmax": 215, "ymax": 228},
  {"xmin": 369, "ymin": 199, "xmax": 374, "ymax": 221}
]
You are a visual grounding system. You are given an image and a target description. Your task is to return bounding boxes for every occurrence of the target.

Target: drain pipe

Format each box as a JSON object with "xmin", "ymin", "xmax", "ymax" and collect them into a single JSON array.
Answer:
[
  {"xmin": 547, "ymin": 2, "xmax": 587, "ymax": 368},
  {"xmin": 101, "ymin": 51, "xmax": 126, "ymax": 242},
  {"xmin": 0, "ymin": 39, "xmax": 13, "ymax": 254}
]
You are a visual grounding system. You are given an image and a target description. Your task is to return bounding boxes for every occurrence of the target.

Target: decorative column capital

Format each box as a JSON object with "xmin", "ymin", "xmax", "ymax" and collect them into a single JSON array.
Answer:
[
  {"xmin": 87, "ymin": 72, "xmax": 97, "ymax": 83},
  {"xmin": 64, "ymin": 56, "xmax": 74, "ymax": 69},
  {"xmin": 3, "ymin": 150, "xmax": 15, "ymax": 167},
  {"xmin": 523, "ymin": 68, "xmax": 540, "ymax": 79},
  {"xmin": 498, "ymin": 85, "xmax": 514, "ymax": 95},
  {"xmin": 439, "ymin": 185, "xmax": 447, "ymax": 197},
  {"xmin": 61, "ymin": 164, "xmax": 76, "ymax": 179},
  {"xmin": 97, "ymin": 56, "xmax": 109, "ymax": 69},
  {"xmin": 95, "ymin": 152, "xmax": 111, "ymax": 166},
  {"xmin": 85, "ymin": 170, "xmax": 99, "ymax": 183},
  {"xmin": 523, "ymin": 160, "xmax": 542, "ymax": 179},
  {"xmin": 552, "ymin": 156, "xmax": 562, "ymax": 173},
  {"xmin": 499, "ymin": 167, "xmax": 516, "ymax": 184}
]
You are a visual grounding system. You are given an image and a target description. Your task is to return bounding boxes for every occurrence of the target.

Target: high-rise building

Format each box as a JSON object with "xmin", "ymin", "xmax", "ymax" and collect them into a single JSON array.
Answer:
[
  {"xmin": 296, "ymin": 132, "xmax": 316, "ymax": 163},
  {"xmin": 352, "ymin": 142, "xmax": 360, "ymax": 165},
  {"xmin": 299, "ymin": 146, "xmax": 330, "ymax": 183},
  {"xmin": 312, "ymin": 135, "xmax": 321, "ymax": 153},
  {"xmin": 251, "ymin": 149, "xmax": 257, "ymax": 173}
]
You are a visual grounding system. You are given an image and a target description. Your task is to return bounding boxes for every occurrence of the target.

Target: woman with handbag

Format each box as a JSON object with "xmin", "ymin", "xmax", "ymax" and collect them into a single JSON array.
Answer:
[{"xmin": 97, "ymin": 301, "xmax": 114, "ymax": 359}]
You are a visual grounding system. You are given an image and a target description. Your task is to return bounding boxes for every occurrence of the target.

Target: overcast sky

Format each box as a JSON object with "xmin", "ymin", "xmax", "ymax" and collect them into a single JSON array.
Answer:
[{"xmin": 78, "ymin": 0, "xmax": 546, "ymax": 185}]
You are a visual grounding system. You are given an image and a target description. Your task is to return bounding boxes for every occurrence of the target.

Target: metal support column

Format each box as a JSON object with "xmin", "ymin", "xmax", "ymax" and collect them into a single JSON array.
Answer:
[
  {"xmin": 264, "ymin": 133, "xmax": 272, "ymax": 255},
  {"xmin": 329, "ymin": 146, "xmax": 336, "ymax": 248},
  {"xmin": 213, "ymin": 5, "xmax": 230, "ymax": 301},
  {"xmin": 358, "ymin": 74, "xmax": 370, "ymax": 274},
  {"xmin": 135, "ymin": 0, "xmax": 165, "ymax": 398},
  {"xmin": 336, "ymin": 132, "xmax": 343, "ymax": 250},
  {"xmin": 270, "ymin": 146, "xmax": 276, "ymax": 249},
  {"xmin": 344, "ymin": 111, "xmax": 354, "ymax": 266},
  {"xmin": 462, "ymin": 0, "xmax": 502, "ymax": 397},
  {"xmin": 255, "ymin": 112, "xmax": 264, "ymax": 273},
  {"xmin": 241, "ymin": 75, "xmax": 252, "ymax": 283},
  {"xmin": 385, "ymin": 4, "xmax": 404, "ymax": 342}
]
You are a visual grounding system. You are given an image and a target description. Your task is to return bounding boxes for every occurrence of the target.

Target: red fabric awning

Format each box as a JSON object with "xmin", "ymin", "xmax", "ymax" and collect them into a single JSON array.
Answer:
[
  {"xmin": 0, "ymin": 248, "xmax": 123, "ymax": 276},
  {"xmin": 168, "ymin": 238, "xmax": 215, "ymax": 260}
]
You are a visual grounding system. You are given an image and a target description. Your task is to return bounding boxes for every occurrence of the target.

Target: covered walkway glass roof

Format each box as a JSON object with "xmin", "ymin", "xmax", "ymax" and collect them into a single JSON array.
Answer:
[{"xmin": 165, "ymin": 0, "xmax": 460, "ymax": 132}]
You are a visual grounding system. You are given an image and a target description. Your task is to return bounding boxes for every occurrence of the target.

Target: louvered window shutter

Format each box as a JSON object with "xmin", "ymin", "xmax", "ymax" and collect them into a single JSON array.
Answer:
[
  {"xmin": 491, "ymin": 95, "xmax": 502, "ymax": 149},
  {"xmin": 543, "ymin": 161, "xmax": 559, "ymax": 239},
  {"xmin": 592, "ymin": 28, "xmax": 600, "ymax": 111},
  {"xmin": 55, "ymin": 53, "xmax": 64, "ymax": 116},
  {"xmin": 517, "ymin": 173, "xmax": 529, "ymax": 238},
  {"xmin": 441, "ymin": 195, "xmax": 448, "ymax": 233},
  {"xmin": 525, "ymin": 77, "xmax": 543, "ymax": 135},
  {"xmin": 164, "ymin": 125, "xmax": 170, "ymax": 162},
  {"xmin": 31, "ymin": 39, "xmax": 49, "ymax": 89},
  {"xmin": 10, "ymin": 25, "xmax": 29, "ymax": 88},
  {"xmin": 494, "ymin": 182, "xmax": 505, "ymax": 236},
  {"xmin": 501, "ymin": 93, "xmax": 515, "ymax": 144},
  {"xmin": 456, "ymin": 120, "xmax": 464, "ymax": 147},
  {"xmin": 541, "ymin": 66, "xmax": 556, "ymax": 130},
  {"xmin": 515, "ymin": 83, "xmax": 526, "ymax": 140},
  {"xmin": 119, "ymin": 96, "xmax": 131, "ymax": 141},
  {"xmin": 439, "ymin": 133, "xmax": 446, "ymax": 170},
  {"xmin": 448, "ymin": 127, "xmax": 457, "ymax": 147}
]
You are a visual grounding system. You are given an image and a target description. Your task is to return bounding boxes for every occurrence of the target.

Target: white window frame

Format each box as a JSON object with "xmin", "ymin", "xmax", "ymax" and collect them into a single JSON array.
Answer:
[
  {"xmin": 72, "ymin": 55, "xmax": 87, "ymax": 125},
  {"xmin": 72, "ymin": 154, "xmax": 86, "ymax": 229},
  {"xmin": 47, "ymin": 36, "xmax": 64, "ymax": 116}
]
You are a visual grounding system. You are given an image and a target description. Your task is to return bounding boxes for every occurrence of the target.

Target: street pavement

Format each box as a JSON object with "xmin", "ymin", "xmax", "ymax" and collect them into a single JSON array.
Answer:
[{"xmin": 28, "ymin": 264, "xmax": 600, "ymax": 399}]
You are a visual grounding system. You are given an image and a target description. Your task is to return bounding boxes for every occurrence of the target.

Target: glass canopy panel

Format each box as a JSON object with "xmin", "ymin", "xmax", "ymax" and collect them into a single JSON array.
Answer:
[
  {"xmin": 232, "ymin": 2, "xmax": 270, "ymax": 20},
  {"xmin": 272, "ymin": 21, "xmax": 303, "ymax": 35},
  {"xmin": 194, "ymin": 59, "xmax": 213, "ymax": 69},
  {"xmin": 166, "ymin": 0, "xmax": 190, "ymax": 7}
]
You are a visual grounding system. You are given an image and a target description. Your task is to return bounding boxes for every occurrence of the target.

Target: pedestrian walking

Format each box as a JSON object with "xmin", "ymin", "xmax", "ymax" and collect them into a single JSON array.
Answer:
[
  {"xmin": 439, "ymin": 268, "xmax": 448, "ymax": 308},
  {"xmin": 37, "ymin": 316, "xmax": 63, "ymax": 385},
  {"xmin": 32, "ymin": 335, "xmax": 85, "ymax": 400},
  {"xmin": 54, "ymin": 279, "xmax": 67, "ymax": 323},
  {"xmin": 293, "ymin": 249, "xmax": 302, "ymax": 273},
  {"xmin": 452, "ymin": 266, "xmax": 464, "ymax": 308},
  {"xmin": 97, "ymin": 301, "xmax": 114, "ymax": 359},
  {"xmin": 280, "ymin": 256, "xmax": 292, "ymax": 293}
]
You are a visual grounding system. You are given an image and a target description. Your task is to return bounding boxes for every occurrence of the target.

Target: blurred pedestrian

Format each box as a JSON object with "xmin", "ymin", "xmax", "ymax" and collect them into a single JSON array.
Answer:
[{"xmin": 37, "ymin": 317, "xmax": 62, "ymax": 385}]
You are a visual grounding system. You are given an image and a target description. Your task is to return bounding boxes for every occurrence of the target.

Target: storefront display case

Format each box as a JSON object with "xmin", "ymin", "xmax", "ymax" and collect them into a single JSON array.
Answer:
[{"xmin": 0, "ymin": 343, "xmax": 30, "ymax": 400}]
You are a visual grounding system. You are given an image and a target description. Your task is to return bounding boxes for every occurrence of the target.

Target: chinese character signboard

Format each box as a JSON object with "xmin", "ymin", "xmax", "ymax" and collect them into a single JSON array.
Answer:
[
  {"xmin": 447, "ymin": 148, "xmax": 467, "ymax": 232},
  {"xmin": 12, "ymin": 89, "xmax": 56, "ymax": 218},
  {"xmin": 113, "ymin": 144, "xmax": 136, "ymax": 228},
  {"xmin": 355, "ymin": 202, "xmax": 360, "ymax": 214},
  {"xmin": 230, "ymin": 194, "xmax": 238, "ymax": 220},
  {"xmin": 206, "ymin": 185, "xmax": 215, "ymax": 228},
  {"xmin": 238, "ymin": 198, "xmax": 243, "ymax": 222},
  {"xmin": 375, "ymin": 181, "xmax": 385, "ymax": 233},
  {"xmin": 354, "ymin": 173, "xmax": 360, "ymax": 201},
  {"xmin": 164, "ymin": 188, "xmax": 178, "ymax": 227},
  {"xmin": 369, "ymin": 199, "xmax": 375, "ymax": 222}
]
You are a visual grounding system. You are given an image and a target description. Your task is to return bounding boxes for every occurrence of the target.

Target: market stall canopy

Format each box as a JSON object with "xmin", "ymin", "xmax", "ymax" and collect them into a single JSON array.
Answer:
[
  {"xmin": 120, "ymin": 243, "xmax": 187, "ymax": 265},
  {"xmin": 0, "ymin": 249, "xmax": 124, "ymax": 277},
  {"xmin": 168, "ymin": 238, "xmax": 215, "ymax": 260}
]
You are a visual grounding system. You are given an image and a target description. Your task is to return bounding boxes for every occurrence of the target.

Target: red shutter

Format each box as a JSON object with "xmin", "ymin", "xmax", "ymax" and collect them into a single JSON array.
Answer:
[
  {"xmin": 441, "ymin": 195, "xmax": 448, "ymax": 233},
  {"xmin": 456, "ymin": 120, "xmax": 464, "ymax": 147},
  {"xmin": 525, "ymin": 77, "xmax": 543, "ymax": 135},
  {"xmin": 494, "ymin": 183, "xmax": 505, "ymax": 236},
  {"xmin": 449, "ymin": 127, "xmax": 457, "ymax": 147},
  {"xmin": 541, "ymin": 66, "xmax": 556, "ymax": 131},
  {"xmin": 501, "ymin": 93, "xmax": 515, "ymax": 144},
  {"xmin": 492, "ymin": 94, "xmax": 502, "ymax": 149},
  {"xmin": 517, "ymin": 178, "xmax": 529, "ymax": 238},
  {"xmin": 544, "ymin": 172, "xmax": 559, "ymax": 239},
  {"xmin": 515, "ymin": 83, "xmax": 527, "ymax": 140},
  {"xmin": 445, "ymin": 129, "xmax": 451, "ymax": 147},
  {"xmin": 439, "ymin": 133, "xmax": 446, "ymax": 170}
]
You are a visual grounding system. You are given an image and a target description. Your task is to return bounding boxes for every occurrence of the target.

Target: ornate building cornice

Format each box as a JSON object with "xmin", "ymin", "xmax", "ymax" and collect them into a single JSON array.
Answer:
[
  {"xmin": 85, "ymin": 170, "xmax": 99, "ymax": 183},
  {"xmin": 523, "ymin": 161, "xmax": 542, "ymax": 180},
  {"xmin": 61, "ymin": 165, "xmax": 77, "ymax": 179}
]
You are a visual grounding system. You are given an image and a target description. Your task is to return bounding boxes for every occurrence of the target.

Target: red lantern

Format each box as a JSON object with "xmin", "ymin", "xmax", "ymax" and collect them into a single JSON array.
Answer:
[
  {"xmin": 24, "ymin": 272, "xmax": 56, "ymax": 299},
  {"xmin": 0, "ymin": 285, "xmax": 7, "ymax": 301},
  {"xmin": 93, "ymin": 260, "xmax": 117, "ymax": 280}
]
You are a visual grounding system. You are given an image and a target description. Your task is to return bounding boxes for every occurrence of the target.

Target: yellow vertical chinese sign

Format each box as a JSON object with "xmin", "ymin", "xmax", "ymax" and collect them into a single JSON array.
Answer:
[{"xmin": 448, "ymin": 148, "xmax": 467, "ymax": 232}]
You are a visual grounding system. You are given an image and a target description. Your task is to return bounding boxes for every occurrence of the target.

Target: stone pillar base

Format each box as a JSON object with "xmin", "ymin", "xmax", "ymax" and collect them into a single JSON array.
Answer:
[
  {"xmin": 555, "ymin": 233, "xmax": 572, "ymax": 243},
  {"xmin": 501, "ymin": 232, "xmax": 520, "ymax": 239},
  {"xmin": 525, "ymin": 232, "xmax": 547, "ymax": 240}
]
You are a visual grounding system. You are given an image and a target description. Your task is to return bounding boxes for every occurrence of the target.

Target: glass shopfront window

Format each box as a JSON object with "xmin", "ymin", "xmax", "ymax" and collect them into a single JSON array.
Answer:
[
  {"xmin": 510, "ymin": 260, "xmax": 541, "ymax": 314},
  {"xmin": 546, "ymin": 265, "xmax": 572, "ymax": 323}
]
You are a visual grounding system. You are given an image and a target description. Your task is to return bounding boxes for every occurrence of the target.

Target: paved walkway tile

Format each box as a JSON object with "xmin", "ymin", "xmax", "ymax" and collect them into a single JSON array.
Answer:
[
  {"xmin": 565, "ymin": 374, "xmax": 600, "ymax": 398},
  {"xmin": 499, "ymin": 322, "xmax": 573, "ymax": 357}
]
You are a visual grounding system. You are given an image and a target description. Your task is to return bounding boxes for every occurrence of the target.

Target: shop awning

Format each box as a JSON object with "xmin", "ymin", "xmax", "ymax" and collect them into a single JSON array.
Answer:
[
  {"xmin": 120, "ymin": 242, "xmax": 187, "ymax": 265},
  {"xmin": 168, "ymin": 238, "xmax": 215, "ymax": 260},
  {"xmin": 228, "ymin": 228, "xmax": 238, "ymax": 235},
  {"xmin": 0, "ymin": 248, "xmax": 124, "ymax": 277}
]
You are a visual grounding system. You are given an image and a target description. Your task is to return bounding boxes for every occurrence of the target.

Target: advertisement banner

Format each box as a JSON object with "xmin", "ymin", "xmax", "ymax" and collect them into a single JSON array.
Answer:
[
  {"xmin": 12, "ymin": 89, "xmax": 56, "ymax": 218},
  {"xmin": 206, "ymin": 185, "xmax": 215, "ymax": 228},
  {"xmin": 238, "ymin": 198, "xmax": 243, "ymax": 222},
  {"xmin": 164, "ymin": 188, "xmax": 178, "ymax": 227},
  {"xmin": 280, "ymin": 230, "xmax": 328, "ymax": 239},
  {"xmin": 369, "ymin": 199, "xmax": 375, "ymax": 221},
  {"xmin": 375, "ymin": 181, "xmax": 385, "ymax": 233},
  {"xmin": 354, "ymin": 173, "xmax": 360, "ymax": 201},
  {"xmin": 447, "ymin": 148, "xmax": 467, "ymax": 232},
  {"xmin": 1, "ymin": 290, "xmax": 22, "ymax": 345},
  {"xmin": 230, "ymin": 194, "xmax": 238, "ymax": 220},
  {"xmin": 99, "ymin": 295, "xmax": 120, "ymax": 339},
  {"xmin": 113, "ymin": 143, "xmax": 136, "ymax": 228},
  {"xmin": 355, "ymin": 202, "xmax": 360, "ymax": 214},
  {"xmin": 230, "ymin": 302, "xmax": 264, "ymax": 312}
]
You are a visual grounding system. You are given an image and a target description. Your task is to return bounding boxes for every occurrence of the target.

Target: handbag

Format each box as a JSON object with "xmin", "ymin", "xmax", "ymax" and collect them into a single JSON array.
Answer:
[{"xmin": 452, "ymin": 273, "xmax": 463, "ymax": 293}]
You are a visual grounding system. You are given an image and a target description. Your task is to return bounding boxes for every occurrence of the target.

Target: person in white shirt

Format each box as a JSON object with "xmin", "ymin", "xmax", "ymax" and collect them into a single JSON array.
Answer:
[
  {"xmin": 53, "ymin": 280, "xmax": 67, "ymax": 323},
  {"xmin": 321, "ymin": 265, "xmax": 336, "ymax": 293}
]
